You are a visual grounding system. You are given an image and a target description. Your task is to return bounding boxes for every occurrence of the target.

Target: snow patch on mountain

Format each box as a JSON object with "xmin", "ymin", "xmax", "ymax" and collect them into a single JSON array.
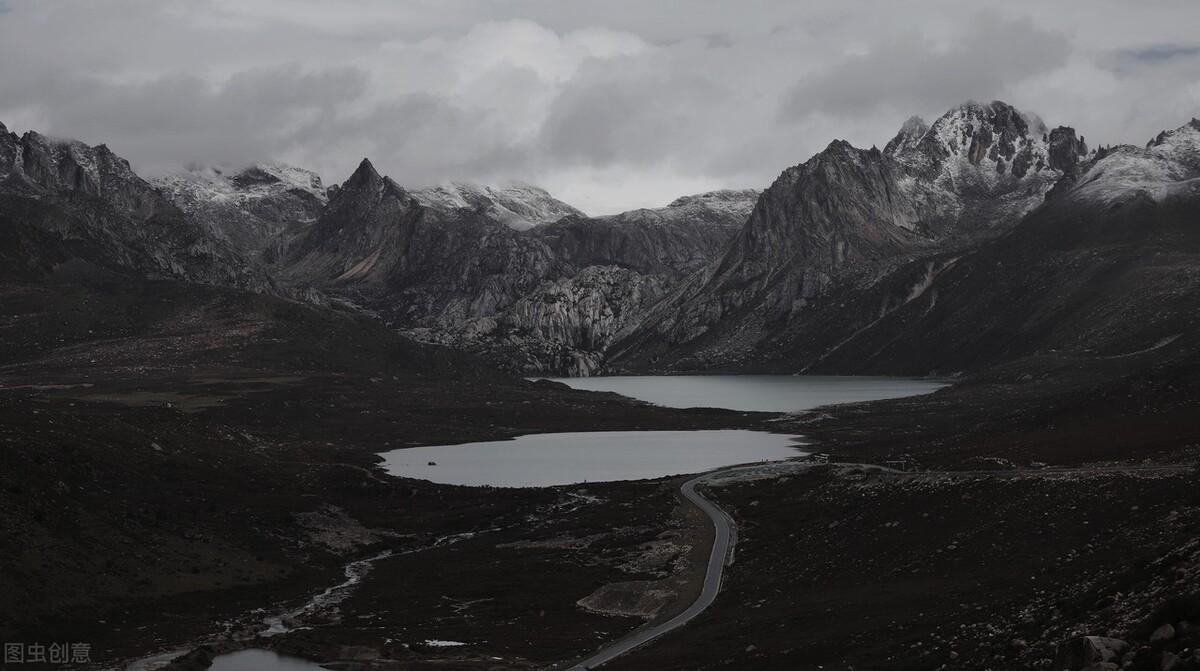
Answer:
[
  {"xmin": 1073, "ymin": 120, "xmax": 1200, "ymax": 205},
  {"xmin": 408, "ymin": 181, "xmax": 584, "ymax": 230},
  {"xmin": 890, "ymin": 101, "xmax": 1052, "ymax": 191},
  {"xmin": 882, "ymin": 100, "xmax": 1081, "ymax": 235},
  {"xmin": 1, "ymin": 127, "xmax": 146, "ymax": 208},
  {"xmin": 153, "ymin": 162, "xmax": 328, "ymax": 259},
  {"xmin": 664, "ymin": 189, "xmax": 760, "ymax": 222},
  {"xmin": 155, "ymin": 162, "xmax": 326, "ymax": 207}
]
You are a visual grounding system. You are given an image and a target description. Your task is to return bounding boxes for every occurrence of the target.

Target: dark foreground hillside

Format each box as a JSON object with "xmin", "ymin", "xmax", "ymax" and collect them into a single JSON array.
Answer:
[
  {"xmin": 0, "ymin": 273, "xmax": 764, "ymax": 666},
  {"xmin": 1, "ymin": 118, "xmax": 1198, "ymax": 671}
]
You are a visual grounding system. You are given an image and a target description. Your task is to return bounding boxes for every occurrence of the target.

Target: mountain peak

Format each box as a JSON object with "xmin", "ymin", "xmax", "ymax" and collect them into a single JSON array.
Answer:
[
  {"xmin": 1047, "ymin": 126, "xmax": 1087, "ymax": 172},
  {"xmin": 345, "ymin": 158, "xmax": 383, "ymax": 191},
  {"xmin": 884, "ymin": 115, "xmax": 930, "ymax": 156},
  {"xmin": 1147, "ymin": 118, "xmax": 1200, "ymax": 150},
  {"xmin": 934, "ymin": 100, "xmax": 1044, "ymax": 135},
  {"xmin": 883, "ymin": 99, "xmax": 1062, "ymax": 192},
  {"xmin": 235, "ymin": 162, "xmax": 324, "ymax": 195}
]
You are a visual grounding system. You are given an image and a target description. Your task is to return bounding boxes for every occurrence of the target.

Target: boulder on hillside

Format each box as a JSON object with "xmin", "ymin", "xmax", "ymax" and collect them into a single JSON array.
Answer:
[{"xmin": 1054, "ymin": 636, "xmax": 1129, "ymax": 670}]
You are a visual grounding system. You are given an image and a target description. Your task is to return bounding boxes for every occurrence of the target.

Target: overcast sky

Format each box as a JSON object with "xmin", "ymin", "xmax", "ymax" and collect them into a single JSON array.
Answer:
[{"xmin": 2, "ymin": 1, "xmax": 1198, "ymax": 213}]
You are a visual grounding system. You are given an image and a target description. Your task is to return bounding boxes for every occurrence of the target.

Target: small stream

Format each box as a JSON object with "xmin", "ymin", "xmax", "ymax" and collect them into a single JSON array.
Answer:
[
  {"xmin": 136, "ymin": 375, "xmax": 944, "ymax": 669},
  {"xmin": 260, "ymin": 550, "xmax": 392, "ymax": 637}
]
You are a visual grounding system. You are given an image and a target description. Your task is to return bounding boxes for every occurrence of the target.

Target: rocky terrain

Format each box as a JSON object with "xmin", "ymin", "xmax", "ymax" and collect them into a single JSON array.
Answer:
[
  {"xmin": 278, "ymin": 159, "xmax": 755, "ymax": 374},
  {"xmin": 598, "ymin": 355, "xmax": 1200, "ymax": 671},
  {"xmin": 0, "ymin": 123, "xmax": 268, "ymax": 291},
  {"xmin": 608, "ymin": 101, "xmax": 1097, "ymax": 372},
  {"xmin": 152, "ymin": 163, "xmax": 326, "ymax": 264},
  {"xmin": 406, "ymin": 181, "xmax": 586, "ymax": 231},
  {"xmin": 0, "ymin": 253, "xmax": 762, "ymax": 670},
  {"xmin": 2, "ymin": 105, "xmax": 1199, "ymax": 671},
  {"xmin": 0, "ymin": 125, "xmax": 765, "ymax": 666},
  {"xmin": 605, "ymin": 461, "xmax": 1200, "ymax": 671},
  {"xmin": 145, "ymin": 150, "xmax": 754, "ymax": 375},
  {"xmin": 135, "ymin": 102, "xmax": 1198, "ymax": 383}
]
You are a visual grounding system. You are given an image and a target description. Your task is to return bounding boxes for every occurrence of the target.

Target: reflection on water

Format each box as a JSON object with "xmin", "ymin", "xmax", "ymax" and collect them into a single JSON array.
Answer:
[{"xmin": 542, "ymin": 374, "xmax": 946, "ymax": 413}]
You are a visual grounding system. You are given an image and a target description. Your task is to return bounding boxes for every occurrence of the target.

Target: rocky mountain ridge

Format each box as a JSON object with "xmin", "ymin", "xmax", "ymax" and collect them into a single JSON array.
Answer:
[
  {"xmin": 791, "ymin": 116, "xmax": 1200, "ymax": 375},
  {"xmin": 12, "ymin": 104, "xmax": 1197, "ymax": 379},
  {"xmin": 607, "ymin": 100, "xmax": 1094, "ymax": 372},
  {"xmin": 152, "ymin": 163, "xmax": 327, "ymax": 264},
  {"xmin": 279, "ymin": 159, "xmax": 756, "ymax": 374},
  {"xmin": 0, "ymin": 123, "xmax": 268, "ymax": 290},
  {"xmin": 406, "ymin": 181, "xmax": 585, "ymax": 231}
]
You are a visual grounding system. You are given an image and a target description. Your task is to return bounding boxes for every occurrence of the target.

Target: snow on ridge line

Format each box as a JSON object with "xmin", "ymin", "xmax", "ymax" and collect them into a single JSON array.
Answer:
[
  {"xmin": 1072, "ymin": 121, "xmax": 1200, "ymax": 205},
  {"xmin": 153, "ymin": 161, "xmax": 327, "ymax": 204},
  {"xmin": 407, "ymin": 180, "xmax": 584, "ymax": 231}
]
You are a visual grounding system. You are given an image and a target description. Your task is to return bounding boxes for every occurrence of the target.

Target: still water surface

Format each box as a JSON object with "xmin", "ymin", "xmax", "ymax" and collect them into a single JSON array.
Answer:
[
  {"xmin": 381, "ymin": 375, "xmax": 942, "ymax": 487},
  {"xmin": 381, "ymin": 429, "xmax": 805, "ymax": 487},
  {"xmin": 543, "ymin": 374, "xmax": 946, "ymax": 413}
]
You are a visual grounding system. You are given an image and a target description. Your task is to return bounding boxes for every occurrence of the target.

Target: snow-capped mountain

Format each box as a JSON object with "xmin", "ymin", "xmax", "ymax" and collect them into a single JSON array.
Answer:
[
  {"xmin": 280, "ymin": 159, "xmax": 754, "ymax": 374},
  {"xmin": 153, "ymin": 162, "xmax": 327, "ymax": 262},
  {"xmin": 1069, "ymin": 119, "xmax": 1200, "ymax": 206},
  {"xmin": 0, "ymin": 122, "xmax": 267, "ymax": 289},
  {"xmin": 10, "ymin": 106, "xmax": 1198, "ymax": 379},
  {"xmin": 1, "ymin": 123, "xmax": 163, "ymax": 218},
  {"xmin": 607, "ymin": 100, "xmax": 1090, "ymax": 372},
  {"xmin": 407, "ymin": 181, "xmax": 585, "ymax": 231},
  {"xmin": 608, "ymin": 109, "xmax": 1200, "ymax": 377},
  {"xmin": 884, "ymin": 100, "xmax": 1081, "ymax": 237},
  {"xmin": 775, "ymin": 117, "xmax": 1200, "ymax": 375}
]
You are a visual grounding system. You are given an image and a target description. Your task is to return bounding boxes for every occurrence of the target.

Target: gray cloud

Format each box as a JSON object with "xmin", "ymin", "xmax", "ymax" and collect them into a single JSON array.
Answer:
[
  {"xmin": 2, "ymin": 66, "xmax": 368, "ymax": 172},
  {"xmin": 539, "ymin": 72, "xmax": 723, "ymax": 166},
  {"xmin": 780, "ymin": 13, "xmax": 1070, "ymax": 122},
  {"xmin": 1123, "ymin": 44, "xmax": 1200, "ymax": 64},
  {"xmin": 1109, "ymin": 43, "xmax": 1200, "ymax": 75},
  {"xmin": 0, "ymin": 1, "xmax": 1198, "ymax": 213}
]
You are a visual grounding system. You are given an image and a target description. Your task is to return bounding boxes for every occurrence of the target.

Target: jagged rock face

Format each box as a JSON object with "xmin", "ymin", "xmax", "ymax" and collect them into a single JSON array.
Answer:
[
  {"xmin": 788, "ymin": 119, "xmax": 1200, "ymax": 375},
  {"xmin": 1067, "ymin": 119, "xmax": 1200, "ymax": 206},
  {"xmin": 1, "ymin": 127, "xmax": 162, "ymax": 219},
  {"xmin": 421, "ymin": 195, "xmax": 756, "ymax": 375},
  {"xmin": 282, "ymin": 161, "xmax": 753, "ymax": 373},
  {"xmin": 153, "ymin": 163, "xmax": 326, "ymax": 263},
  {"xmin": 534, "ymin": 189, "xmax": 757, "ymax": 274},
  {"xmin": 410, "ymin": 266, "xmax": 672, "ymax": 376},
  {"xmin": 0, "ymin": 125, "xmax": 268, "ymax": 290},
  {"xmin": 284, "ymin": 159, "xmax": 561, "ymax": 326},
  {"xmin": 1048, "ymin": 126, "xmax": 1089, "ymax": 173},
  {"xmin": 608, "ymin": 101, "xmax": 1088, "ymax": 372},
  {"xmin": 884, "ymin": 100, "xmax": 1077, "ymax": 237}
]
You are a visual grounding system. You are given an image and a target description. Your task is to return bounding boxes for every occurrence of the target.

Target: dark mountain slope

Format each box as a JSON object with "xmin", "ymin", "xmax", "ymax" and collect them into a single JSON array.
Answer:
[
  {"xmin": 0, "ymin": 132, "xmax": 761, "ymax": 664},
  {"xmin": 608, "ymin": 101, "xmax": 1087, "ymax": 372},
  {"xmin": 152, "ymin": 163, "xmax": 327, "ymax": 264},
  {"xmin": 281, "ymin": 160, "xmax": 754, "ymax": 373},
  {"xmin": 795, "ymin": 119, "xmax": 1200, "ymax": 376},
  {"xmin": 0, "ymin": 123, "xmax": 268, "ymax": 290}
]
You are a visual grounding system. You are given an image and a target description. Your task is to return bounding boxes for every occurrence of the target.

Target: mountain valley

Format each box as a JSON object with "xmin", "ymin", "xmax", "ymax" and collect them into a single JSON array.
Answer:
[{"xmin": 2, "ymin": 101, "xmax": 1199, "ymax": 671}]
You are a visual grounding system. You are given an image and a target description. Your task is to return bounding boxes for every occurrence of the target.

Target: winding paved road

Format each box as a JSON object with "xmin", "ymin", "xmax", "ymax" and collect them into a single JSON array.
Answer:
[
  {"xmin": 566, "ymin": 470, "xmax": 735, "ymax": 670},
  {"xmin": 562, "ymin": 460, "xmax": 1194, "ymax": 669}
]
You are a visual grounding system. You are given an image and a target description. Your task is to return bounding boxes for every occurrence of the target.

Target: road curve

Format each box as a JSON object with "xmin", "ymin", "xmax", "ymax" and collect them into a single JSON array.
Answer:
[
  {"xmin": 566, "ymin": 471, "xmax": 735, "ymax": 670},
  {"xmin": 561, "ymin": 459, "xmax": 1192, "ymax": 668}
]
